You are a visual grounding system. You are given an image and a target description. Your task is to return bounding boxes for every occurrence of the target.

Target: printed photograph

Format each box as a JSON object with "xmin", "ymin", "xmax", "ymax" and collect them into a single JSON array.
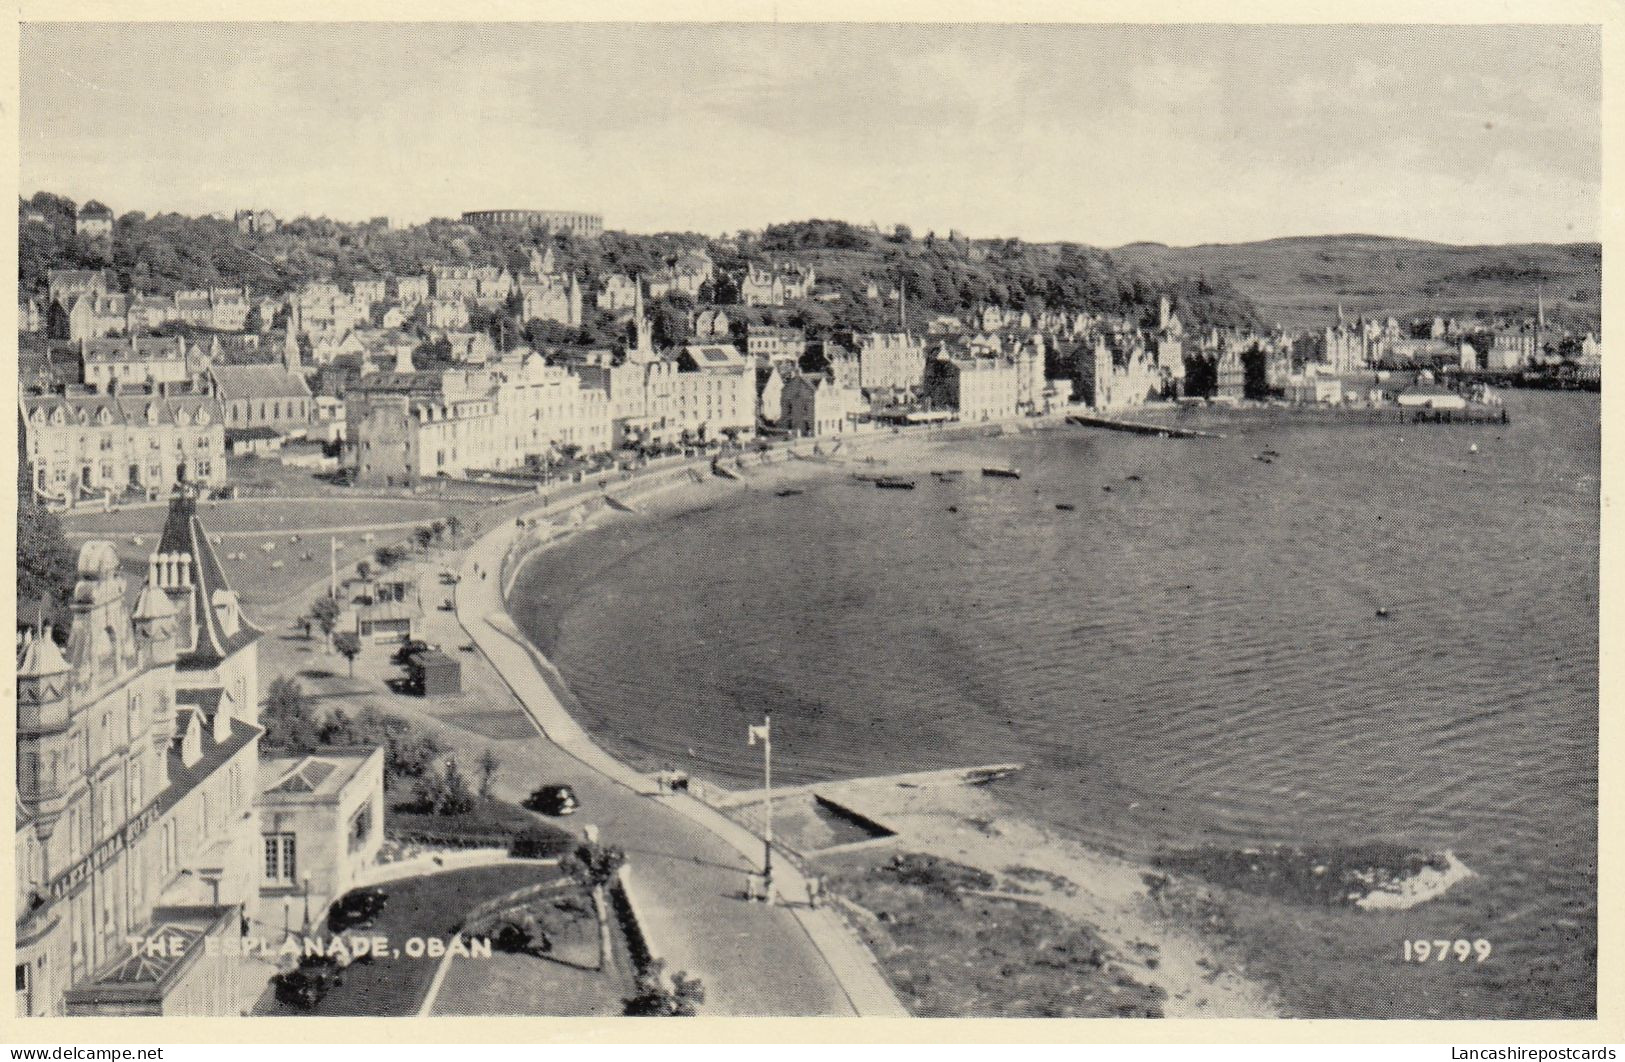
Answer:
[{"xmin": 12, "ymin": 20, "xmax": 1600, "ymax": 1021}]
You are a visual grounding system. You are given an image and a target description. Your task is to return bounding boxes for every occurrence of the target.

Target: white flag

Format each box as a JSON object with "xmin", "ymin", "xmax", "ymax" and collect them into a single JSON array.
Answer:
[{"xmin": 748, "ymin": 722, "xmax": 770, "ymax": 746}]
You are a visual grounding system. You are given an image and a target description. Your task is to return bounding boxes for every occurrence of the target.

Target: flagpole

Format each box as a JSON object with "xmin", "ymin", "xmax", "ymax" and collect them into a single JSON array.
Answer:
[{"xmin": 762, "ymin": 713, "xmax": 773, "ymax": 895}]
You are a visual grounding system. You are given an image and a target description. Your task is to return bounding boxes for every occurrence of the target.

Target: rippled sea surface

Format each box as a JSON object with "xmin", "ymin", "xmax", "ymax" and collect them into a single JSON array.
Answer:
[{"xmin": 512, "ymin": 390, "xmax": 1597, "ymax": 1019}]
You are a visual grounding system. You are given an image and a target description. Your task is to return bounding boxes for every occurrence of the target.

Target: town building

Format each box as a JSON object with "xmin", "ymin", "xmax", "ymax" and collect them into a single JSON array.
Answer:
[
  {"xmin": 15, "ymin": 490, "xmax": 265, "ymax": 1016},
  {"xmin": 694, "ymin": 308, "xmax": 730, "ymax": 340},
  {"xmin": 345, "ymin": 371, "xmax": 500, "ymax": 487},
  {"xmin": 647, "ymin": 265, "xmax": 705, "ymax": 300},
  {"xmin": 424, "ymin": 297, "xmax": 470, "ymax": 331},
  {"xmin": 21, "ymin": 297, "xmax": 46, "ymax": 335},
  {"xmin": 596, "ymin": 274, "xmax": 640, "ymax": 313},
  {"xmin": 925, "ymin": 353, "xmax": 1020, "ymax": 422},
  {"xmin": 1071, "ymin": 334, "xmax": 1159, "ymax": 410},
  {"xmin": 675, "ymin": 345, "xmax": 756, "ymax": 439},
  {"xmin": 1488, "ymin": 327, "xmax": 1537, "ymax": 371},
  {"xmin": 781, "ymin": 373, "xmax": 852, "ymax": 437},
  {"xmin": 519, "ymin": 274, "xmax": 583, "ymax": 328},
  {"xmin": 849, "ymin": 332, "xmax": 926, "ymax": 393},
  {"xmin": 460, "ymin": 209, "xmax": 604, "ymax": 239},
  {"xmin": 78, "ymin": 336, "xmax": 191, "ymax": 392},
  {"xmin": 394, "ymin": 276, "xmax": 430, "ymax": 308},
  {"xmin": 1578, "ymin": 332, "xmax": 1602, "ymax": 369},
  {"xmin": 233, "ymin": 209, "xmax": 278, "ymax": 235},
  {"xmin": 58, "ymin": 293, "xmax": 130, "ymax": 341},
  {"xmin": 745, "ymin": 325, "xmax": 806, "ymax": 367},
  {"xmin": 207, "ymin": 365, "xmax": 313, "ymax": 441},
  {"xmin": 256, "ymin": 747, "xmax": 384, "ymax": 923},
  {"xmin": 756, "ymin": 364, "xmax": 783, "ymax": 424},
  {"xmin": 74, "ymin": 201, "xmax": 115, "ymax": 240},
  {"xmin": 48, "ymin": 269, "xmax": 114, "ymax": 310},
  {"xmin": 800, "ymin": 341, "xmax": 862, "ymax": 391},
  {"xmin": 431, "ymin": 266, "xmax": 481, "ymax": 301},
  {"xmin": 738, "ymin": 264, "xmax": 815, "ymax": 307},
  {"xmin": 21, "ymin": 387, "xmax": 228, "ymax": 507}
]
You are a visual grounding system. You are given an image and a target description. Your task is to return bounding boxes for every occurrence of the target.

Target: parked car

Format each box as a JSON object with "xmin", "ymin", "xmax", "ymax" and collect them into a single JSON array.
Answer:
[
  {"xmin": 525, "ymin": 784, "xmax": 579, "ymax": 816},
  {"xmin": 392, "ymin": 639, "xmax": 431, "ymax": 665},
  {"xmin": 327, "ymin": 886, "xmax": 388, "ymax": 933},
  {"xmin": 272, "ymin": 955, "xmax": 344, "ymax": 1010}
]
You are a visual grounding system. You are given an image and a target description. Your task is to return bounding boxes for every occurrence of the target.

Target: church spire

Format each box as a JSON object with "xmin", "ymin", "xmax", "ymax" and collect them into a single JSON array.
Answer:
[{"xmin": 284, "ymin": 298, "xmax": 302, "ymax": 374}]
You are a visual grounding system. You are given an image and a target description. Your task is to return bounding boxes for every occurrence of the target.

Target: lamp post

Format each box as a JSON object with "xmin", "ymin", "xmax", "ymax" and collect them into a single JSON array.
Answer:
[{"xmin": 301, "ymin": 874, "xmax": 311, "ymax": 933}]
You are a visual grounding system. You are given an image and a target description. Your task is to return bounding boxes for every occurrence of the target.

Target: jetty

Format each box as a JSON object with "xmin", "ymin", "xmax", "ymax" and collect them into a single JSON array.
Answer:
[
  {"xmin": 1068, "ymin": 413, "xmax": 1225, "ymax": 439},
  {"xmin": 602, "ymin": 494, "xmax": 637, "ymax": 514},
  {"xmin": 711, "ymin": 461, "xmax": 740, "ymax": 480}
]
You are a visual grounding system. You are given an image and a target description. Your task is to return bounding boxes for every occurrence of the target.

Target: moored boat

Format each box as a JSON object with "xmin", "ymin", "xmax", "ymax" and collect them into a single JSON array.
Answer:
[
  {"xmin": 875, "ymin": 477, "xmax": 916, "ymax": 490},
  {"xmin": 982, "ymin": 466, "xmax": 1021, "ymax": 479}
]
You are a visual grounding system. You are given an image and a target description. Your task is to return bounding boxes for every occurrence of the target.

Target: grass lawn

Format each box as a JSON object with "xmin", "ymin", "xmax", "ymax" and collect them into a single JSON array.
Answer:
[
  {"xmin": 820, "ymin": 851, "xmax": 1166, "ymax": 1019},
  {"xmin": 432, "ymin": 897, "xmax": 637, "ymax": 1016},
  {"xmin": 61, "ymin": 494, "xmax": 481, "ymax": 537},
  {"xmin": 255, "ymin": 863, "xmax": 566, "ymax": 1017}
]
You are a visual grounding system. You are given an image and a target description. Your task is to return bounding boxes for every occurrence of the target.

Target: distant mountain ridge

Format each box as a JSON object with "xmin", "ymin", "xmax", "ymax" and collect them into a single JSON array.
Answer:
[{"xmin": 1109, "ymin": 234, "xmax": 1601, "ymax": 332}]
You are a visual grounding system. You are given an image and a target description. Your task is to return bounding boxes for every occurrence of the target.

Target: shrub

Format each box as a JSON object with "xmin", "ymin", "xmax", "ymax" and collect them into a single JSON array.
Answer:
[{"xmin": 510, "ymin": 822, "xmax": 578, "ymax": 859}]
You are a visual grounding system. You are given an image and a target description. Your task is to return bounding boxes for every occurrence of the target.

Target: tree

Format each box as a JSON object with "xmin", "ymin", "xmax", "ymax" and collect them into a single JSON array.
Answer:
[
  {"xmin": 623, "ymin": 959, "xmax": 705, "ymax": 1016},
  {"xmin": 561, "ymin": 841, "xmax": 627, "ymax": 971},
  {"xmin": 650, "ymin": 295, "xmax": 693, "ymax": 349},
  {"xmin": 414, "ymin": 757, "xmax": 475, "ymax": 816},
  {"xmin": 309, "ymin": 596, "xmax": 341, "ymax": 651},
  {"xmin": 17, "ymin": 501, "xmax": 77, "ymax": 637},
  {"xmin": 263, "ymin": 677, "xmax": 320, "ymax": 752},
  {"xmin": 413, "ymin": 526, "xmax": 435, "ymax": 552},
  {"xmin": 477, "ymin": 747, "xmax": 501, "ymax": 798},
  {"xmin": 355, "ymin": 560, "xmax": 372, "ymax": 584},
  {"xmin": 333, "ymin": 631, "xmax": 362, "ymax": 677},
  {"xmin": 431, "ymin": 519, "xmax": 447, "ymax": 542},
  {"xmin": 445, "ymin": 515, "xmax": 462, "ymax": 544}
]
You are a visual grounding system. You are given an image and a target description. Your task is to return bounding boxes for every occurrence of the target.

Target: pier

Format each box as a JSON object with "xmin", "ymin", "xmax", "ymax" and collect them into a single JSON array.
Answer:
[{"xmin": 1067, "ymin": 414, "xmax": 1225, "ymax": 439}]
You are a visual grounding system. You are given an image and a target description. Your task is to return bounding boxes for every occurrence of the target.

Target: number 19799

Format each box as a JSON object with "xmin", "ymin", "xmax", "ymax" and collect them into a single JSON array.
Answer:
[{"xmin": 1403, "ymin": 939, "xmax": 1491, "ymax": 963}]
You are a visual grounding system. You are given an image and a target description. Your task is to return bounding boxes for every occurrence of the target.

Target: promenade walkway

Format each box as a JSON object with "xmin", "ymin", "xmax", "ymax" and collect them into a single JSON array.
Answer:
[{"xmin": 453, "ymin": 502, "xmax": 908, "ymax": 1017}]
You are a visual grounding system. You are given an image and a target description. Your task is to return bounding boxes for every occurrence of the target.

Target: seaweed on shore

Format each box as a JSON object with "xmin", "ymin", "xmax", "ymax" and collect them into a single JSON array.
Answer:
[
  {"xmin": 827, "ymin": 852, "xmax": 1166, "ymax": 1018},
  {"xmin": 1153, "ymin": 842, "xmax": 1449, "ymax": 908}
]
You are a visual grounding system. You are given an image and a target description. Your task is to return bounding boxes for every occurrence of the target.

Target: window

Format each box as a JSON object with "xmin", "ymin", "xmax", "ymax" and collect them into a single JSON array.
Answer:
[
  {"xmin": 264, "ymin": 833, "xmax": 297, "ymax": 883},
  {"xmin": 348, "ymin": 804, "xmax": 373, "ymax": 853}
]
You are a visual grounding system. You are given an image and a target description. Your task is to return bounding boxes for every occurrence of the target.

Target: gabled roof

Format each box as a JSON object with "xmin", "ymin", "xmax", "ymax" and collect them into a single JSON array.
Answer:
[
  {"xmin": 209, "ymin": 364, "xmax": 312, "ymax": 401},
  {"xmin": 682, "ymin": 344, "xmax": 747, "ymax": 371},
  {"xmin": 156, "ymin": 488, "xmax": 263, "ymax": 670}
]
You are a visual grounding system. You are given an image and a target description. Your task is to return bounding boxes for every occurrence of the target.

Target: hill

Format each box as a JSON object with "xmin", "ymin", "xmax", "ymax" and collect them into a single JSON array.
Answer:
[
  {"xmin": 1110, "ymin": 234, "xmax": 1601, "ymax": 333},
  {"xmin": 18, "ymin": 195, "xmax": 1265, "ymax": 338}
]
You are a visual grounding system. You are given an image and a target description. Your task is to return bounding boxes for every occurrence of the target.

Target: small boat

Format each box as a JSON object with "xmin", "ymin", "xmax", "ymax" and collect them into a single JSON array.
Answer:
[
  {"xmin": 982, "ymin": 467, "xmax": 1021, "ymax": 479},
  {"xmin": 1055, "ymin": 503, "xmax": 1075, "ymax": 511},
  {"xmin": 1375, "ymin": 608, "xmax": 1391, "ymax": 619},
  {"xmin": 946, "ymin": 505, "xmax": 959, "ymax": 513},
  {"xmin": 1261, "ymin": 449, "xmax": 1281, "ymax": 458},
  {"xmin": 1101, "ymin": 485, "xmax": 1113, "ymax": 492},
  {"xmin": 775, "ymin": 488, "xmax": 803, "ymax": 497},
  {"xmin": 875, "ymin": 477, "xmax": 916, "ymax": 490},
  {"xmin": 1469, "ymin": 443, "xmax": 1479, "ymax": 455},
  {"xmin": 1125, "ymin": 474, "xmax": 1141, "ymax": 482}
]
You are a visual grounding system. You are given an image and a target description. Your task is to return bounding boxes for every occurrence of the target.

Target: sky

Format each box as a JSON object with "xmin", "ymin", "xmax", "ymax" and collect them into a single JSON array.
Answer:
[{"xmin": 19, "ymin": 22, "xmax": 1603, "ymax": 247}]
